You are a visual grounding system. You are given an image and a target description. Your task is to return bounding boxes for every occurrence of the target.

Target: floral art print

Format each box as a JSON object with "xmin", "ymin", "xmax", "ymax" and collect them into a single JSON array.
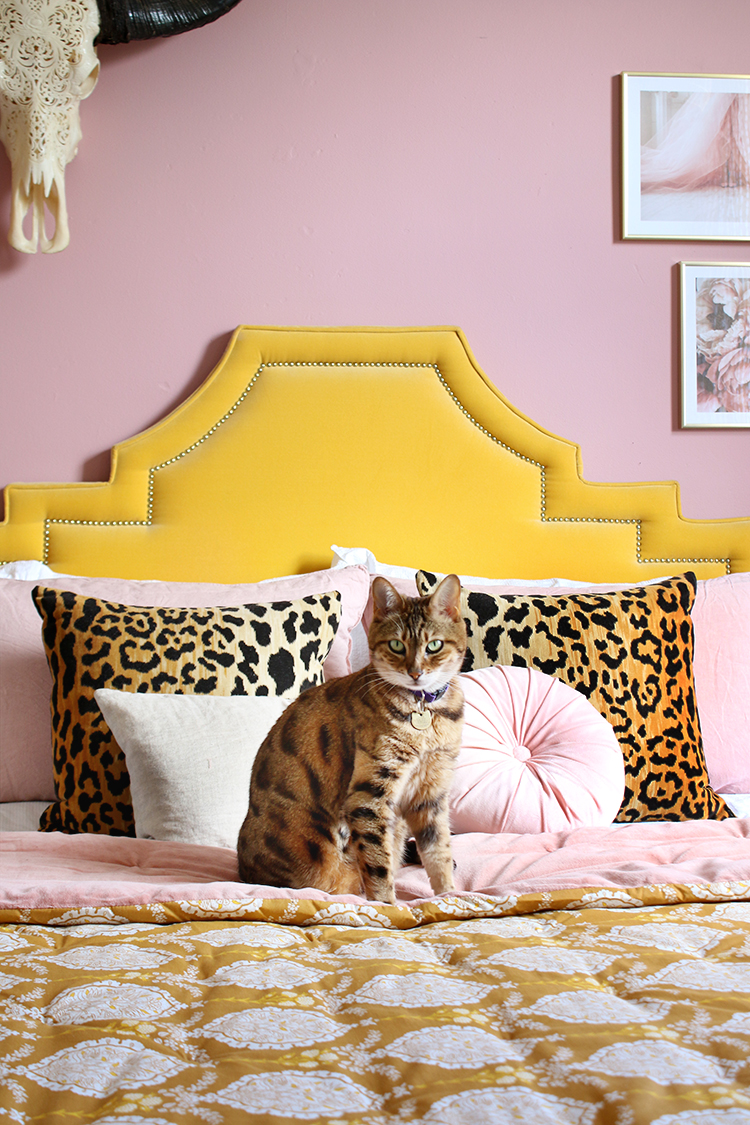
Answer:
[{"xmin": 681, "ymin": 262, "xmax": 750, "ymax": 427}]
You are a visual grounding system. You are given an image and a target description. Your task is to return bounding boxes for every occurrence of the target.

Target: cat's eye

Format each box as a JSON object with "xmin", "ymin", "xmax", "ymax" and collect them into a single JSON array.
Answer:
[
  {"xmin": 388, "ymin": 639, "xmax": 406, "ymax": 654},
  {"xmin": 425, "ymin": 639, "xmax": 444, "ymax": 653}
]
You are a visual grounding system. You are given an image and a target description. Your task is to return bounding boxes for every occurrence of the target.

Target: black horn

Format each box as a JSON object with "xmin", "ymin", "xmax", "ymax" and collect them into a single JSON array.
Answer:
[{"xmin": 95, "ymin": 0, "xmax": 242, "ymax": 43}]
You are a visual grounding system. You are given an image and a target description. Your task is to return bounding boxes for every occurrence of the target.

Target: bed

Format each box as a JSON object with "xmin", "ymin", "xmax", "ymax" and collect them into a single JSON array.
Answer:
[{"xmin": 2, "ymin": 324, "xmax": 750, "ymax": 1123}]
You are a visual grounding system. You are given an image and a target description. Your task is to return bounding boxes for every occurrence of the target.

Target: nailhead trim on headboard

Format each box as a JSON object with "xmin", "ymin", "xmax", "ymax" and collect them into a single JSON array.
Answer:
[{"xmin": 37, "ymin": 360, "xmax": 732, "ymax": 574}]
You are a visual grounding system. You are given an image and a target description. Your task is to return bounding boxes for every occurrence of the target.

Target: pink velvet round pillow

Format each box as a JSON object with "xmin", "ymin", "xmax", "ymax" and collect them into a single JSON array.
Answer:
[{"xmin": 451, "ymin": 666, "xmax": 625, "ymax": 834}]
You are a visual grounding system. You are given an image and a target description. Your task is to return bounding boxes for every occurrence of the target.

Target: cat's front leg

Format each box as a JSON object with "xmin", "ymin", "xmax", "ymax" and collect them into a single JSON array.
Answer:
[
  {"xmin": 359, "ymin": 830, "xmax": 397, "ymax": 904},
  {"xmin": 344, "ymin": 797, "xmax": 398, "ymax": 904},
  {"xmin": 406, "ymin": 797, "xmax": 455, "ymax": 896},
  {"xmin": 356, "ymin": 840, "xmax": 397, "ymax": 904},
  {"xmin": 391, "ymin": 815, "xmax": 409, "ymax": 872}
]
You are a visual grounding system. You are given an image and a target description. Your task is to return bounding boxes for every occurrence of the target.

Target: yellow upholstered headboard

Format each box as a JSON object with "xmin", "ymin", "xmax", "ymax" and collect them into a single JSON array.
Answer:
[{"xmin": 1, "ymin": 326, "xmax": 748, "ymax": 582}]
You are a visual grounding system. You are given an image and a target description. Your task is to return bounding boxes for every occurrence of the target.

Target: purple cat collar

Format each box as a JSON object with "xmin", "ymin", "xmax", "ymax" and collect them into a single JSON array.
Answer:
[{"xmin": 411, "ymin": 684, "xmax": 450, "ymax": 705}]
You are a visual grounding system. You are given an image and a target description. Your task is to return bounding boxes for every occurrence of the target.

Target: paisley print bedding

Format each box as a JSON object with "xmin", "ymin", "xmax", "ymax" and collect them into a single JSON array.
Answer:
[
  {"xmin": 4, "ymin": 889, "xmax": 750, "ymax": 1123},
  {"xmin": 3, "ymin": 829, "xmax": 750, "ymax": 1124}
]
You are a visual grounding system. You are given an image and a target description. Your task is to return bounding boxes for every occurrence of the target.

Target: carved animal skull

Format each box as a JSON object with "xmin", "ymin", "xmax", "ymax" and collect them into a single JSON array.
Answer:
[
  {"xmin": 0, "ymin": 0, "xmax": 241, "ymax": 253},
  {"xmin": 0, "ymin": 0, "xmax": 100, "ymax": 252}
]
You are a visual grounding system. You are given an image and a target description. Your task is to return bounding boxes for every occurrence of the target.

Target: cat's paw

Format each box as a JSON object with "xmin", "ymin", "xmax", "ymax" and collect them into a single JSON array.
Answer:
[{"xmin": 429, "ymin": 876, "xmax": 456, "ymax": 897}]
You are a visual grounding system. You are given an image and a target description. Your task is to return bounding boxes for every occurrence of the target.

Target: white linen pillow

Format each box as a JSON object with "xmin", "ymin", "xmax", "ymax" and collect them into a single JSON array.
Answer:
[
  {"xmin": 0, "ymin": 802, "xmax": 50, "ymax": 831},
  {"xmin": 94, "ymin": 689, "xmax": 289, "ymax": 848}
]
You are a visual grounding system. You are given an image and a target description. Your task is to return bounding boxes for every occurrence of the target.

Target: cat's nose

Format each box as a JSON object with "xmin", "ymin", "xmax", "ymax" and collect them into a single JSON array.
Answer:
[{"xmin": 409, "ymin": 669, "xmax": 422, "ymax": 682}]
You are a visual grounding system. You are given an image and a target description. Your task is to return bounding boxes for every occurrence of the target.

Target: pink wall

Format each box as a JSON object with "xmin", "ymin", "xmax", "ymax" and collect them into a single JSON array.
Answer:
[{"xmin": 1, "ymin": 0, "xmax": 748, "ymax": 525}]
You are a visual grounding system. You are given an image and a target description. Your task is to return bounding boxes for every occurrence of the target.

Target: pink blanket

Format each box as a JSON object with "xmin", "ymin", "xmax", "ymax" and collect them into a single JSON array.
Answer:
[{"xmin": 3, "ymin": 818, "xmax": 750, "ymax": 910}]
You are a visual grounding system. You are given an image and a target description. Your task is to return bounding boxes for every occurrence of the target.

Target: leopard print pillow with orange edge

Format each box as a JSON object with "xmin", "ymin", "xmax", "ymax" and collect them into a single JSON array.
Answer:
[
  {"xmin": 416, "ymin": 570, "xmax": 731, "ymax": 822},
  {"xmin": 33, "ymin": 586, "xmax": 342, "ymax": 836}
]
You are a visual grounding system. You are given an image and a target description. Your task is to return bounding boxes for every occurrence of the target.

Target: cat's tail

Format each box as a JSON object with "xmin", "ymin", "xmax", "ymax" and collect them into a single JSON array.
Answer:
[
  {"xmin": 238, "ymin": 827, "xmax": 363, "ymax": 897},
  {"xmin": 300, "ymin": 830, "xmax": 364, "ymax": 896}
]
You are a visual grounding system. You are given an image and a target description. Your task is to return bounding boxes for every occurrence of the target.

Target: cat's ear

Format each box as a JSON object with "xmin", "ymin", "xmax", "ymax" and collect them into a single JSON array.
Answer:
[
  {"xmin": 428, "ymin": 574, "xmax": 462, "ymax": 622},
  {"xmin": 371, "ymin": 576, "xmax": 406, "ymax": 620}
]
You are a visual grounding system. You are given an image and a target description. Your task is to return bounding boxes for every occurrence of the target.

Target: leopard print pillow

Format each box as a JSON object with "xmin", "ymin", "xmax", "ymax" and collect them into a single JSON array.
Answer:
[
  {"xmin": 416, "ymin": 570, "xmax": 731, "ymax": 823},
  {"xmin": 33, "ymin": 586, "xmax": 342, "ymax": 836}
]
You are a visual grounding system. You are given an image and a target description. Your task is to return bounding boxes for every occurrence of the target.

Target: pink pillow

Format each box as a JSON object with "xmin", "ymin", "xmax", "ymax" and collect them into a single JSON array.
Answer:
[
  {"xmin": 0, "ymin": 565, "xmax": 369, "ymax": 804},
  {"xmin": 451, "ymin": 666, "xmax": 625, "ymax": 834},
  {"xmin": 691, "ymin": 572, "xmax": 750, "ymax": 794}
]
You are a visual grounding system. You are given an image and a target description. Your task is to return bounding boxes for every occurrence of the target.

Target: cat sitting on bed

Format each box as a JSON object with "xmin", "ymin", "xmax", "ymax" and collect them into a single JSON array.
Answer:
[{"xmin": 237, "ymin": 575, "xmax": 467, "ymax": 904}]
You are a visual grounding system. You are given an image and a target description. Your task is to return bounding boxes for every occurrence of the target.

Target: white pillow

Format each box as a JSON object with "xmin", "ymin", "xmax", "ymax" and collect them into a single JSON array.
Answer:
[
  {"xmin": 94, "ymin": 690, "xmax": 289, "ymax": 848},
  {"xmin": 330, "ymin": 545, "xmax": 572, "ymax": 588},
  {"xmin": 0, "ymin": 560, "xmax": 58, "ymax": 580},
  {"xmin": 331, "ymin": 545, "xmax": 421, "ymax": 581}
]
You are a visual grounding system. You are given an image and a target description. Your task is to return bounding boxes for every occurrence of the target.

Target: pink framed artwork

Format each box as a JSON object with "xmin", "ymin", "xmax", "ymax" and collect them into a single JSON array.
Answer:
[
  {"xmin": 623, "ymin": 73, "xmax": 750, "ymax": 241},
  {"xmin": 680, "ymin": 261, "xmax": 750, "ymax": 427}
]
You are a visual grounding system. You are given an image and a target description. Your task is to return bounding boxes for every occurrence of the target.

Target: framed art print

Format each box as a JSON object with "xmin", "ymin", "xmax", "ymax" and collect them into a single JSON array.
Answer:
[
  {"xmin": 623, "ymin": 73, "xmax": 750, "ymax": 240},
  {"xmin": 681, "ymin": 262, "xmax": 750, "ymax": 427}
]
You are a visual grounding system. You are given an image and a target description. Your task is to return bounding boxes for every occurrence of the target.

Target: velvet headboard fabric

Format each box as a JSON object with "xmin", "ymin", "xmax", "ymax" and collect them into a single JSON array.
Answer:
[{"xmin": 1, "ymin": 326, "xmax": 748, "ymax": 580}]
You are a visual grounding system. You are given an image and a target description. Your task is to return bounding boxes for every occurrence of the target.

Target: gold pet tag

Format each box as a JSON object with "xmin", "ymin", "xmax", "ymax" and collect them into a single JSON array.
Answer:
[{"xmin": 411, "ymin": 709, "xmax": 432, "ymax": 730}]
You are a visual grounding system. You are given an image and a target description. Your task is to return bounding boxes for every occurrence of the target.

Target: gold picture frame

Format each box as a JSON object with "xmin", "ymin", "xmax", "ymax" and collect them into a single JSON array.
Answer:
[{"xmin": 623, "ymin": 72, "xmax": 750, "ymax": 241}]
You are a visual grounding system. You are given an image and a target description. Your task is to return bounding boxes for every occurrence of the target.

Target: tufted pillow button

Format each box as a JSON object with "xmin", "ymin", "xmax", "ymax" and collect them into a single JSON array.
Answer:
[{"xmin": 513, "ymin": 744, "xmax": 531, "ymax": 763}]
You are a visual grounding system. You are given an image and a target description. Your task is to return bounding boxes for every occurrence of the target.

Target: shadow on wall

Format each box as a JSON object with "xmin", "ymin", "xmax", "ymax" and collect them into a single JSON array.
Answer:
[
  {"xmin": 80, "ymin": 329, "xmax": 235, "ymax": 482},
  {"xmin": 0, "ymin": 147, "xmax": 25, "ymax": 277},
  {"xmin": 671, "ymin": 263, "xmax": 683, "ymax": 434},
  {"xmin": 610, "ymin": 73, "xmax": 622, "ymax": 245}
]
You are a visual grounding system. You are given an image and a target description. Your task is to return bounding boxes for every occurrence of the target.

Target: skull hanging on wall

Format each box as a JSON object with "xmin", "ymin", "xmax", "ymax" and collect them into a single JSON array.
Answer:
[
  {"xmin": 0, "ymin": 0, "xmax": 242, "ymax": 254},
  {"xmin": 0, "ymin": 0, "xmax": 100, "ymax": 253}
]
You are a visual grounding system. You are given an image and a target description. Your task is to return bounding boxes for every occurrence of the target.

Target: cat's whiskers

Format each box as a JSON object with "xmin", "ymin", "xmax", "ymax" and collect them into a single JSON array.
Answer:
[
  {"xmin": 352, "ymin": 667, "xmax": 387, "ymax": 698},
  {"xmin": 353, "ymin": 672, "xmax": 406, "ymax": 709}
]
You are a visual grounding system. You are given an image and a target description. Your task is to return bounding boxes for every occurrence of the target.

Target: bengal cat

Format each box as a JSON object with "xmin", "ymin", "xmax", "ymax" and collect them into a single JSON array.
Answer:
[{"xmin": 237, "ymin": 574, "xmax": 467, "ymax": 904}]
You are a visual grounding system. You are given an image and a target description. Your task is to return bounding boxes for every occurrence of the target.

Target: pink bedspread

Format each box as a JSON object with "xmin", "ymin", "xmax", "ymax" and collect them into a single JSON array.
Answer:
[{"xmin": 3, "ymin": 818, "xmax": 750, "ymax": 910}]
